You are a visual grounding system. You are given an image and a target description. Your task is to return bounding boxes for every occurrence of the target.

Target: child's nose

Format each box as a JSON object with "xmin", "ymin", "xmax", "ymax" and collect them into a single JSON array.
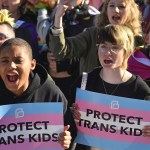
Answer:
[
  {"xmin": 10, "ymin": 62, "xmax": 16, "ymax": 68},
  {"xmin": 104, "ymin": 50, "xmax": 112, "ymax": 56},
  {"xmin": 115, "ymin": 6, "xmax": 119, "ymax": 13}
]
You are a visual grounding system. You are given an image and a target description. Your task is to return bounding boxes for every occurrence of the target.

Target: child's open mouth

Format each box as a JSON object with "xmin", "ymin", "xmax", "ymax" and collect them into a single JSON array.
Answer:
[
  {"xmin": 7, "ymin": 73, "xmax": 19, "ymax": 82},
  {"xmin": 112, "ymin": 15, "xmax": 121, "ymax": 22},
  {"xmin": 104, "ymin": 59, "xmax": 113, "ymax": 64}
]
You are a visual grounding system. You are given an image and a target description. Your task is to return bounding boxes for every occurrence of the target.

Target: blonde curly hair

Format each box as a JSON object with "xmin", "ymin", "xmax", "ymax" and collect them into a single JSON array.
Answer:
[
  {"xmin": 0, "ymin": 9, "xmax": 15, "ymax": 27},
  {"xmin": 94, "ymin": 0, "xmax": 142, "ymax": 37}
]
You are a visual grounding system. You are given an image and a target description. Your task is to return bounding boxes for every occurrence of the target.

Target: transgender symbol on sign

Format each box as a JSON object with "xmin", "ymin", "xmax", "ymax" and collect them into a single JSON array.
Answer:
[{"xmin": 111, "ymin": 100, "xmax": 119, "ymax": 109}]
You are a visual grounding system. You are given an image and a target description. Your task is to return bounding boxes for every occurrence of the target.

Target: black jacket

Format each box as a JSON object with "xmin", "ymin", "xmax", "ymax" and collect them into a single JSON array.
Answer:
[
  {"xmin": 0, "ymin": 64, "xmax": 67, "ymax": 112},
  {"xmin": 71, "ymin": 67, "xmax": 150, "ymax": 104},
  {"xmin": 0, "ymin": 64, "xmax": 77, "ymax": 146}
]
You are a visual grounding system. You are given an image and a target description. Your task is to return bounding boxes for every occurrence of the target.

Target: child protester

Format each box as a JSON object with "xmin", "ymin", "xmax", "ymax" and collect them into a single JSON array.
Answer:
[
  {"xmin": 0, "ymin": 38, "xmax": 71, "ymax": 149},
  {"xmin": 71, "ymin": 24, "xmax": 150, "ymax": 150},
  {"xmin": 0, "ymin": 9, "xmax": 15, "ymax": 45}
]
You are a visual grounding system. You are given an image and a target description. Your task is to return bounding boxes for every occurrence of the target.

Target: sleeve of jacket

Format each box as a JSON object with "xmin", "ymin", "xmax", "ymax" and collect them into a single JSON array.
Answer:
[
  {"xmin": 47, "ymin": 26, "xmax": 97, "ymax": 60},
  {"xmin": 51, "ymin": 82, "xmax": 68, "ymax": 114}
]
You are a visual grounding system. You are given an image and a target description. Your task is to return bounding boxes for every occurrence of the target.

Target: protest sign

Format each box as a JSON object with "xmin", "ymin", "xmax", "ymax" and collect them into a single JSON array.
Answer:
[
  {"xmin": 0, "ymin": 102, "xmax": 64, "ymax": 150},
  {"xmin": 75, "ymin": 88, "xmax": 150, "ymax": 150}
]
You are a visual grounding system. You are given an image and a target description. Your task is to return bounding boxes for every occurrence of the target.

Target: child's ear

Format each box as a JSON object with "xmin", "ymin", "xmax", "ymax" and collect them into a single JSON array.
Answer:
[{"xmin": 30, "ymin": 59, "xmax": 36, "ymax": 70}]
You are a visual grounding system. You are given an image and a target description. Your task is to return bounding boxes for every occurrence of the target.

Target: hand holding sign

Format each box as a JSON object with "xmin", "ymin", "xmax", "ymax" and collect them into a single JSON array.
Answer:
[
  {"xmin": 58, "ymin": 125, "xmax": 72, "ymax": 149},
  {"xmin": 71, "ymin": 103, "xmax": 81, "ymax": 120},
  {"xmin": 143, "ymin": 126, "xmax": 150, "ymax": 137}
]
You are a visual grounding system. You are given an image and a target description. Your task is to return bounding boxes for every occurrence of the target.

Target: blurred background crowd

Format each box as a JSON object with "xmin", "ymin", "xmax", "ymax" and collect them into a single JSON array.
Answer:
[{"xmin": 0, "ymin": 0, "xmax": 149, "ymax": 149}]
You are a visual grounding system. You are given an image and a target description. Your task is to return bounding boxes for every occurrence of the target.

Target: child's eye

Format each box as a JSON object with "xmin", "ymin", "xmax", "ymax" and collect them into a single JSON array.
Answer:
[
  {"xmin": 14, "ymin": 59, "xmax": 23, "ymax": 64},
  {"xmin": 118, "ymin": 5, "xmax": 126, "ymax": 9},
  {"xmin": 0, "ymin": 60, "xmax": 9, "ymax": 64},
  {"xmin": 99, "ymin": 44, "xmax": 107, "ymax": 49},
  {"xmin": 112, "ymin": 46, "xmax": 120, "ymax": 51},
  {"xmin": 109, "ymin": 4, "xmax": 115, "ymax": 8}
]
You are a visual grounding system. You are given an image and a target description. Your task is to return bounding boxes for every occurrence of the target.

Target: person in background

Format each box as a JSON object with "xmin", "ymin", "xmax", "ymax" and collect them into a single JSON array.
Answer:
[
  {"xmin": 0, "ymin": 9, "xmax": 15, "ymax": 46},
  {"xmin": 128, "ymin": 23, "xmax": 150, "ymax": 87},
  {"xmin": 28, "ymin": 0, "xmax": 59, "ymax": 43},
  {"xmin": 145, "ymin": 23, "xmax": 150, "ymax": 46},
  {"xmin": 135, "ymin": 0, "xmax": 144, "ymax": 6},
  {"xmin": 52, "ymin": 0, "xmax": 100, "ymax": 37},
  {"xmin": 85, "ymin": 0, "xmax": 104, "ymax": 10},
  {"xmin": 140, "ymin": 0, "xmax": 150, "ymax": 35},
  {"xmin": 0, "ymin": 37, "xmax": 72, "ymax": 149},
  {"xmin": 36, "ymin": 0, "xmax": 100, "ymax": 102},
  {"xmin": 127, "ymin": 0, "xmax": 150, "ymax": 87},
  {"xmin": 36, "ymin": 0, "xmax": 99, "ymax": 148},
  {"xmin": 1, "ymin": 0, "xmax": 40, "ymax": 62},
  {"xmin": 71, "ymin": 24, "xmax": 150, "ymax": 150},
  {"xmin": 47, "ymin": 0, "xmax": 143, "ymax": 74}
]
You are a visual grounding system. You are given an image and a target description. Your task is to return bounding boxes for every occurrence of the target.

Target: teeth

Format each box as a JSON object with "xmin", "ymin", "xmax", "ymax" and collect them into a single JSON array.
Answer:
[{"xmin": 7, "ymin": 73, "xmax": 17, "ymax": 76}]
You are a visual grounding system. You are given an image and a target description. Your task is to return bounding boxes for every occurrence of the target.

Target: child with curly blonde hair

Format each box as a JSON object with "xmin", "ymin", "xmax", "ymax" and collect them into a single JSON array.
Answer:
[{"xmin": 0, "ymin": 9, "xmax": 15, "ymax": 46}]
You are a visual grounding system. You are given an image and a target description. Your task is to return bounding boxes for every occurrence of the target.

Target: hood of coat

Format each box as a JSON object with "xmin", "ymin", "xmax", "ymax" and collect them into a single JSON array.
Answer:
[
  {"xmin": 29, "ymin": 63, "xmax": 51, "ymax": 92},
  {"xmin": 0, "ymin": 64, "xmax": 53, "ymax": 102}
]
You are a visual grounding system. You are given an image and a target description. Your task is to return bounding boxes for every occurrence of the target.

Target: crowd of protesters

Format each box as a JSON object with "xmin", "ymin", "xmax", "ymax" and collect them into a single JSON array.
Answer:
[{"xmin": 0, "ymin": 0, "xmax": 150, "ymax": 150}]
